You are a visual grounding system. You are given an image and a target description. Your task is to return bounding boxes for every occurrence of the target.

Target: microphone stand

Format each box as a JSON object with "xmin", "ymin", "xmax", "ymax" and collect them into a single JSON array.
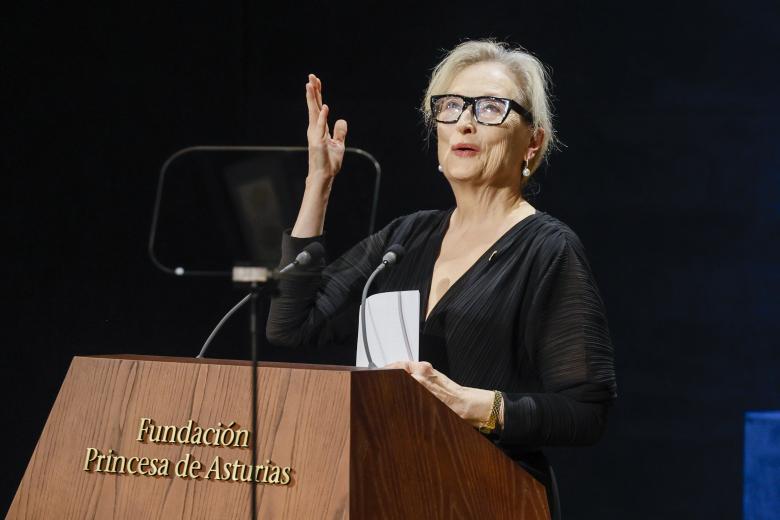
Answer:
[
  {"xmin": 195, "ymin": 272, "xmax": 271, "ymax": 520},
  {"xmin": 249, "ymin": 281, "xmax": 259, "ymax": 520},
  {"xmin": 195, "ymin": 245, "xmax": 324, "ymax": 520}
]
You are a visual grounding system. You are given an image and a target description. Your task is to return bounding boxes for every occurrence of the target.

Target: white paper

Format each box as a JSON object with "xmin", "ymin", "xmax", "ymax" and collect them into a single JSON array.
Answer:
[{"xmin": 356, "ymin": 290, "xmax": 420, "ymax": 367}]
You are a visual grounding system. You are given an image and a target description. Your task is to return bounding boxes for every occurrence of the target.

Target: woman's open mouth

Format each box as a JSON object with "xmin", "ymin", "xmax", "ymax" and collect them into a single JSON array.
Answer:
[{"xmin": 452, "ymin": 143, "xmax": 480, "ymax": 157}]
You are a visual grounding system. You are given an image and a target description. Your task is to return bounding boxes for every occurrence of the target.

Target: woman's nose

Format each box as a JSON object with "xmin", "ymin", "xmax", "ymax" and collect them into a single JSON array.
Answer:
[{"xmin": 456, "ymin": 105, "xmax": 477, "ymax": 133}]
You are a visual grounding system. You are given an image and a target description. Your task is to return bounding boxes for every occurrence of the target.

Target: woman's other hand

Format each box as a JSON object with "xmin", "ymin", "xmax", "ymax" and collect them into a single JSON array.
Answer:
[
  {"xmin": 292, "ymin": 74, "xmax": 348, "ymax": 237},
  {"xmin": 306, "ymin": 74, "xmax": 348, "ymax": 180},
  {"xmin": 384, "ymin": 361, "xmax": 498, "ymax": 429}
]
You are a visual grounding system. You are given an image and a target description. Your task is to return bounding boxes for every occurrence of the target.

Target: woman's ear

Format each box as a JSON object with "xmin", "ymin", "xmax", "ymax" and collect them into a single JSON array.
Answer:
[
  {"xmin": 524, "ymin": 127, "xmax": 545, "ymax": 165},
  {"xmin": 528, "ymin": 127, "xmax": 544, "ymax": 155}
]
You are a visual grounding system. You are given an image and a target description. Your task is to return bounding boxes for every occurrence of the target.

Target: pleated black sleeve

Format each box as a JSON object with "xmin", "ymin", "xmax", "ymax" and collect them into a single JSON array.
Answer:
[
  {"xmin": 498, "ymin": 229, "xmax": 616, "ymax": 448},
  {"xmin": 266, "ymin": 216, "xmax": 403, "ymax": 349}
]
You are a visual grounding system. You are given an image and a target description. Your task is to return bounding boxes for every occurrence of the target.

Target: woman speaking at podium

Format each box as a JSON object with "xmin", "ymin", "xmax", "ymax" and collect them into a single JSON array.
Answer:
[{"xmin": 267, "ymin": 39, "xmax": 617, "ymax": 516}]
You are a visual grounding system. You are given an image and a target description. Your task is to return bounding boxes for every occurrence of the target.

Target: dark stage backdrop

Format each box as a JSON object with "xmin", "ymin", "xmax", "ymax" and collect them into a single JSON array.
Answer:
[{"xmin": 3, "ymin": 2, "xmax": 779, "ymax": 518}]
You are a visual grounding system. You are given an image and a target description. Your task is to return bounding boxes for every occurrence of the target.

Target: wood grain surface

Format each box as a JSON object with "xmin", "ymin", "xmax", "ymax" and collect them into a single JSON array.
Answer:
[
  {"xmin": 351, "ymin": 370, "xmax": 550, "ymax": 519},
  {"xmin": 8, "ymin": 356, "xmax": 351, "ymax": 519}
]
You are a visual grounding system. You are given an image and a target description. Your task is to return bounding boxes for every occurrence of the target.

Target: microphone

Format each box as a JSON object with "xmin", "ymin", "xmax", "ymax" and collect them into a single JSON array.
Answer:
[
  {"xmin": 381, "ymin": 244, "xmax": 405, "ymax": 266},
  {"xmin": 360, "ymin": 244, "xmax": 406, "ymax": 368},
  {"xmin": 196, "ymin": 241, "xmax": 325, "ymax": 358},
  {"xmin": 278, "ymin": 242, "xmax": 326, "ymax": 274}
]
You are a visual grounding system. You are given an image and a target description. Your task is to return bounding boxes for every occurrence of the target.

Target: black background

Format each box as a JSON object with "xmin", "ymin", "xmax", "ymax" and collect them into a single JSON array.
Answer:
[{"xmin": 3, "ymin": 1, "xmax": 779, "ymax": 518}]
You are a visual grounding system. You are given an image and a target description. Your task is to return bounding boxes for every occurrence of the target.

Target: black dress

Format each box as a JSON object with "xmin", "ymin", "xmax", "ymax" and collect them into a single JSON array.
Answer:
[{"xmin": 266, "ymin": 208, "xmax": 617, "ymax": 507}]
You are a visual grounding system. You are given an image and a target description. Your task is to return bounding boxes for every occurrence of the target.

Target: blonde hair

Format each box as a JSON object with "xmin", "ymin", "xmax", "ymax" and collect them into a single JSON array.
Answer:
[{"xmin": 421, "ymin": 39, "xmax": 557, "ymax": 173}]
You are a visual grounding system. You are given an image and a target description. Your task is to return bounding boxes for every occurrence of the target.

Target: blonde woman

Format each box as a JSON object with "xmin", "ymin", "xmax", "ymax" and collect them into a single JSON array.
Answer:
[{"xmin": 267, "ymin": 39, "xmax": 616, "ymax": 517}]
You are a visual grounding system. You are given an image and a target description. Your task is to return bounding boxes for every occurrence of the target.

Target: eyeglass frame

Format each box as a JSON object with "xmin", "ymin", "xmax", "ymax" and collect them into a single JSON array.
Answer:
[{"xmin": 429, "ymin": 94, "xmax": 535, "ymax": 126}]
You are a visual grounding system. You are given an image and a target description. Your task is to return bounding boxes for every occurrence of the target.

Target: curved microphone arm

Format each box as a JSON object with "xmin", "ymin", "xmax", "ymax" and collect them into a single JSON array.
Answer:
[
  {"xmin": 196, "ymin": 242, "xmax": 324, "ymax": 359},
  {"xmin": 359, "ymin": 245, "xmax": 406, "ymax": 368},
  {"xmin": 360, "ymin": 265, "xmax": 386, "ymax": 368}
]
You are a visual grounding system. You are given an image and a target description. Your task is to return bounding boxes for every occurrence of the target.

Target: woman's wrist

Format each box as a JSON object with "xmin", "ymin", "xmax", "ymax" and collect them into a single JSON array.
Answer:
[
  {"xmin": 458, "ymin": 387, "xmax": 505, "ymax": 431},
  {"xmin": 292, "ymin": 174, "xmax": 333, "ymax": 237},
  {"xmin": 305, "ymin": 169, "xmax": 334, "ymax": 188},
  {"xmin": 460, "ymin": 387, "xmax": 497, "ymax": 428}
]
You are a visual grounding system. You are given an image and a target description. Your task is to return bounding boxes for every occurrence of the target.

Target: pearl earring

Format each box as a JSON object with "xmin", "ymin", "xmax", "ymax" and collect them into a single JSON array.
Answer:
[
  {"xmin": 522, "ymin": 160, "xmax": 531, "ymax": 177},
  {"xmin": 438, "ymin": 164, "xmax": 444, "ymax": 173}
]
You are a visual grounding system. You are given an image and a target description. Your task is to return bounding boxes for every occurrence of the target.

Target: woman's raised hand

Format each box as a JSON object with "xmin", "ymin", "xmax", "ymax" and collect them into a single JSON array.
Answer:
[
  {"xmin": 291, "ymin": 74, "xmax": 348, "ymax": 237},
  {"xmin": 306, "ymin": 74, "xmax": 348, "ymax": 180}
]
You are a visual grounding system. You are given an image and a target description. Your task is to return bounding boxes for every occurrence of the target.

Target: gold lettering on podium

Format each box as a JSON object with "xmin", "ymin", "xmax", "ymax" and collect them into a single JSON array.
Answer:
[
  {"xmin": 136, "ymin": 418, "xmax": 250, "ymax": 448},
  {"xmin": 83, "ymin": 417, "xmax": 293, "ymax": 485},
  {"xmin": 83, "ymin": 448, "xmax": 171, "ymax": 477}
]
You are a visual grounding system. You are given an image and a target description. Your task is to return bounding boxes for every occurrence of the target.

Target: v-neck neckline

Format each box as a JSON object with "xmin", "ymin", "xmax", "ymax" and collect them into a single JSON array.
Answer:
[{"xmin": 422, "ymin": 207, "xmax": 542, "ymax": 324}]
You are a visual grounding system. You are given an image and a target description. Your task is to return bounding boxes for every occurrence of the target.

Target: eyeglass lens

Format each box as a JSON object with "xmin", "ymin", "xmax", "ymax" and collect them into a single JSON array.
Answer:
[{"xmin": 434, "ymin": 96, "xmax": 509, "ymax": 125}]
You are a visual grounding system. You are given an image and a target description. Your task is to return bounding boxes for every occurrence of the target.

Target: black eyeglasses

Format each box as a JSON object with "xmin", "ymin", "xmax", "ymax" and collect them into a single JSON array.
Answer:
[{"xmin": 430, "ymin": 94, "xmax": 534, "ymax": 126}]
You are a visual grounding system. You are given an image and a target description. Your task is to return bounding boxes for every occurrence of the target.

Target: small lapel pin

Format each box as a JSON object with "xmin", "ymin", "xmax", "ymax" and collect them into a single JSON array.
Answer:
[{"xmin": 488, "ymin": 250, "xmax": 498, "ymax": 262}]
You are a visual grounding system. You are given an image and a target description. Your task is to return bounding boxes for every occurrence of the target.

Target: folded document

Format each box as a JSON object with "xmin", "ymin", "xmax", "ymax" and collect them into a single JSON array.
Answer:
[{"xmin": 356, "ymin": 290, "xmax": 420, "ymax": 367}]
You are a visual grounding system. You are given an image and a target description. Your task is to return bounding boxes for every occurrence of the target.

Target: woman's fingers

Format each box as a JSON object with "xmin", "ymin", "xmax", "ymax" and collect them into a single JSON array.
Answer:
[
  {"xmin": 316, "ymin": 104, "xmax": 329, "ymax": 139},
  {"xmin": 307, "ymin": 74, "xmax": 339, "ymax": 141},
  {"xmin": 333, "ymin": 119, "xmax": 348, "ymax": 143},
  {"xmin": 385, "ymin": 361, "xmax": 412, "ymax": 372},
  {"xmin": 306, "ymin": 82, "xmax": 319, "ymax": 128},
  {"xmin": 384, "ymin": 360, "xmax": 433, "ymax": 376},
  {"xmin": 314, "ymin": 76, "xmax": 326, "ymax": 136},
  {"xmin": 307, "ymin": 73, "xmax": 323, "ymax": 110},
  {"xmin": 313, "ymin": 74, "xmax": 323, "ymax": 108}
]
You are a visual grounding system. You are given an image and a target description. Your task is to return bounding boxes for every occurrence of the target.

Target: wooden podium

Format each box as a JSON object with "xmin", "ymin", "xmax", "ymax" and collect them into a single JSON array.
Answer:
[{"xmin": 8, "ymin": 355, "xmax": 550, "ymax": 519}]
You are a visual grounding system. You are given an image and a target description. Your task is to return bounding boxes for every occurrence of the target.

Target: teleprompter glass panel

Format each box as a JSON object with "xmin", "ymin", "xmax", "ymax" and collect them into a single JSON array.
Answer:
[{"xmin": 150, "ymin": 147, "xmax": 380, "ymax": 276}]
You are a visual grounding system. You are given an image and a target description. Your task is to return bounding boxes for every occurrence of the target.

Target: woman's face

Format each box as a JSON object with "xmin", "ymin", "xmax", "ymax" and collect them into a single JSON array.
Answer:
[{"xmin": 436, "ymin": 61, "xmax": 536, "ymax": 187}]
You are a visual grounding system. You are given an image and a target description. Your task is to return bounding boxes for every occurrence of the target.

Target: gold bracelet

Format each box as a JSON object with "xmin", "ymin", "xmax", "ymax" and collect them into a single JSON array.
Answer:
[{"xmin": 478, "ymin": 390, "xmax": 502, "ymax": 434}]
